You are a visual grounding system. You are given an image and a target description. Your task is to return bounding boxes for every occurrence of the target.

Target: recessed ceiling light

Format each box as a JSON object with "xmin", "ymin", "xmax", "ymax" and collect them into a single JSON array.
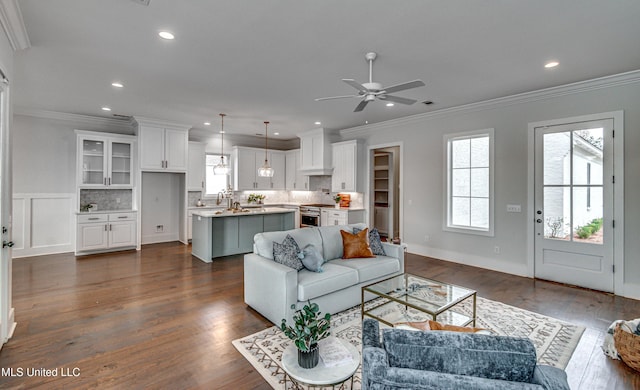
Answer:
[
  {"xmin": 365, "ymin": 121, "xmax": 369, "ymax": 124},
  {"xmin": 158, "ymin": 31, "xmax": 175, "ymax": 40},
  {"xmin": 274, "ymin": 132, "xmax": 279, "ymax": 136},
  {"xmin": 101, "ymin": 107, "xmax": 111, "ymax": 111},
  {"xmin": 545, "ymin": 61, "xmax": 559, "ymax": 68},
  {"xmin": 111, "ymin": 82, "xmax": 124, "ymax": 88},
  {"xmin": 204, "ymin": 122, "xmax": 211, "ymax": 126},
  {"xmin": 314, "ymin": 121, "xmax": 321, "ymax": 125},
  {"xmin": 386, "ymin": 103, "xmax": 394, "ymax": 107},
  {"xmin": 219, "ymin": 130, "xmax": 225, "ymax": 134}
]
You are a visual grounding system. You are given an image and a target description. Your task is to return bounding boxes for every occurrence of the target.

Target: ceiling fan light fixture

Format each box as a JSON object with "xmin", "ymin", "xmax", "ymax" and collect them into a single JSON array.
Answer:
[
  {"xmin": 213, "ymin": 113, "xmax": 229, "ymax": 175},
  {"xmin": 257, "ymin": 121, "xmax": 274, "ymax": 177}
]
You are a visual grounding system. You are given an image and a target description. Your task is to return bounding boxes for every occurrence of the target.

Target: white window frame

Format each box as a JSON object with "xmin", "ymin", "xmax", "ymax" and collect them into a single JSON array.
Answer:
[
  {"xmin": 204, "ymin": 153, "xmax": 230, "ymax": 198},
  {"xmin": 443, "ymin": 128, "xmax": 495, "ymax": 236}
]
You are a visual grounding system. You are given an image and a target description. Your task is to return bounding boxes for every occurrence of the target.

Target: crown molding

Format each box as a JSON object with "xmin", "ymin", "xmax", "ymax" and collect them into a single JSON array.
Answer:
[
  {"xmin": 0, "ymin": 0, "xmax": 30, "ymax": 51},
  {"xmin": 14, "ymin": 107, "xmax": 134, "ymax": 132},
  {"xmin": 341, "ymin": 69, "xmax": 640, "ymax": 137},
  {"xmin": 132, "ymin": 116, "xmax": 192, "ymax": 131}
]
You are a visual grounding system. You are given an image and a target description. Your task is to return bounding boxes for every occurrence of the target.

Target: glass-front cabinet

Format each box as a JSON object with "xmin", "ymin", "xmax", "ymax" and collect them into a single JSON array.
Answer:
[{"xmin": 77, "ymin": 131, "xmax": 135, "ymax": 188}]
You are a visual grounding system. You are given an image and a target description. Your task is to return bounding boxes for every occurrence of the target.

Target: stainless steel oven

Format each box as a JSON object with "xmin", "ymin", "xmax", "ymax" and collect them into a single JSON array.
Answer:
[{"xmin": 299, "ymin": 204, "xmax": 332, "ymax": 227}]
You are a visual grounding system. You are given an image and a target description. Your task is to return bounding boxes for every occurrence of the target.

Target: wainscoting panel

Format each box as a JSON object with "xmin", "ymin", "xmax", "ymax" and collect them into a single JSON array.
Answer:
[{"xmin": 12, "ymin": 194, "xmax": 75, "ymax": 258}]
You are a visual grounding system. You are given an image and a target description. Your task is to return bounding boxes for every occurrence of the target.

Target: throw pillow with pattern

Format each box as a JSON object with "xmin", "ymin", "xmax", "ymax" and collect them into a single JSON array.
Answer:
[
  {"xmin": 272, "ymin": 234, "xmax": 304, "ymax": 270},
  {"xmin": 353, "ymin": 227, "xmax": 386, "ymax": 256}
]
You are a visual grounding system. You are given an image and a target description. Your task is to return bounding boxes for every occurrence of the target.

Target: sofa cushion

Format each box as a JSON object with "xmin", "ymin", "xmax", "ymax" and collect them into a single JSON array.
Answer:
[
  {"xmin": 254, "ymin": 227, "xmax": 323, "ymax": 260},
  {"xmin": 383, "ymin": 329, "xmax": 537, "ymax": 383},
  {"xmin": 328, "ymin": 256, "xmax": 399, "ymax": 283},
  {"xmin": 318, "ymin": 223, "xmax": 367, "ymax": 261},
  {"xmin": 297, "ymin": 263, "xmax": 358, "ymax": 301}
]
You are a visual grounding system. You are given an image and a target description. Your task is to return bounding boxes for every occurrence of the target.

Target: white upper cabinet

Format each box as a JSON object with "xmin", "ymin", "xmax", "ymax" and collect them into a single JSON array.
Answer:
[
  {"xmin": 135, "ymin": 118, "xmax": 190, "ymax": 172},
  {"xmin": 298, "ymin": 128, "xmax": 333, "ymax": 175},
  {"xmin": 76, "ymin": 131, "xmax": 135, "ymax": 188},
  {"xmin": 187, "ymin": 142, "xmax": 206, "ymax": 191},
  {"xmin": 233, "ymin": 146, "xmax": 286, "ymax": 190},
  {"xmin": 285, "ymin": 149, "xmax": 309, "ymax": 191},
  {"xmin": 331, "ymin": 140, "xmax": 361, "ymax": 192}
]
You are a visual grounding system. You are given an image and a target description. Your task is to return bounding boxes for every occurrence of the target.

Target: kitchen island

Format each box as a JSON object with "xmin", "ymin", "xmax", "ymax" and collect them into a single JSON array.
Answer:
[{"xmin": 191, "ymin": 207, "xmax": 295, "ymax": 262}]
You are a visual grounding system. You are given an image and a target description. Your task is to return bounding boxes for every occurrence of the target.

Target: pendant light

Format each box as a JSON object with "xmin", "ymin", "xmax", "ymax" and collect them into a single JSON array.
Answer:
[
  {"xmin": 213, "ymin": 113, "xmax": 229, "ymax": 175},
  {"xmin": 257, "ymin": 121, "xmax": 274, "ymax": 177}
]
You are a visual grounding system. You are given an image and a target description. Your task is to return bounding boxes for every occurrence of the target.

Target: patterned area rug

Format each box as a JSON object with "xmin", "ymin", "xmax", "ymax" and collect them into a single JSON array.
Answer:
[{"xmin": 232, "ymin": 297, "xmax": 585, "ymax": 390}]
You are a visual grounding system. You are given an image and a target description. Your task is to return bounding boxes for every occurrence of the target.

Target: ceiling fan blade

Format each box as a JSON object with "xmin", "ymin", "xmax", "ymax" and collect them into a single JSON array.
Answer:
[
  {"xmin": 315, "ymin": 95, "xmax": 359, "ymax": 101},
  {"xmin": 382, "ymin": 94, "xmax": 418, "ymax": 105},
  {"xmin": 382, "ymin": 80, "xmax": 425, "ymax": 94},
  {"xmin": 342, "ymin": 79, "xmax": 367, "ymax": 92},
  {"xmin": 354, "ymin": 99, "xmax": 369, "ymax": 112}
]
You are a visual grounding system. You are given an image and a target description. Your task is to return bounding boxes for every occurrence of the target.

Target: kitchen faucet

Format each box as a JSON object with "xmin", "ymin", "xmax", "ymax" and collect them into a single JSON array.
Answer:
[{"xmin": 216, "ymin": 192, "xmax": 224, "ymax": 205}]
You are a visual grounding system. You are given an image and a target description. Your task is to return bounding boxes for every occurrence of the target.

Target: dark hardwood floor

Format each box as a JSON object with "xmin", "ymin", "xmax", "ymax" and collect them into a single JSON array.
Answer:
[{"xmin": 0, "ymin": 242, "xmax": 639, "ymax": 389}]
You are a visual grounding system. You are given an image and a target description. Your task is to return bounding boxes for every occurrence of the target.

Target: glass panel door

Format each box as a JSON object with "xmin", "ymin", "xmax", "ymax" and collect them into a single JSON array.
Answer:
[
  {"xmin": 82, "ymin": 139, "xmax": 105, "ymax": 185},
  {"xmin": 110, "ymin": 141, "xmax": 131, "ymax": 186}
]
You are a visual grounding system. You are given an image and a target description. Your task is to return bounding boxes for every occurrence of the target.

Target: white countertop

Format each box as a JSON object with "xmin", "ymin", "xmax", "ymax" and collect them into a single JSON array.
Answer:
[
  {"xmin": 191, "ymin": 207, "xmax": 296, "ymax": 218},
  {"xmin": 76, "ymin": 210, "xmax": 136, "ymax": 215}
]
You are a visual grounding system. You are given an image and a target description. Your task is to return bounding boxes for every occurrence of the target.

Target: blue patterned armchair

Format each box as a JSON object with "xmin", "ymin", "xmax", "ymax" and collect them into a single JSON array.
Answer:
[{"xmin": 362, "ymin": 319, "xmax": 570, "ymax": 390}]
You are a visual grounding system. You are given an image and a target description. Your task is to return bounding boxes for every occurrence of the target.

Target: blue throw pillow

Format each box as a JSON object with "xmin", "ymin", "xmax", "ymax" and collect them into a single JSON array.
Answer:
[
  {"xmin": 273, "ymin": 234, "xmax": 304, "ymax": 270},
  {"xmin": 298, "ymin": 244, "xmax": 324, "ymax": 272},
  {"xmin": 353, "ymin": 227, "xmax": 386, "ymax": 256}
]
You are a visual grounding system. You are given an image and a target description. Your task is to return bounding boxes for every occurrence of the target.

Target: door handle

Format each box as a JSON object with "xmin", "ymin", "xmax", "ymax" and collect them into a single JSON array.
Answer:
[
  {"xmin": 2, "ymin": 241, "xmax": 14, "ymax": 248},
  {"xmin": 536, "ymin": 219, "xmax": 542, "ymax": 223},
  {"xmin": 536, "ymin": 210, "xmax": 542, "ymax": 215}
]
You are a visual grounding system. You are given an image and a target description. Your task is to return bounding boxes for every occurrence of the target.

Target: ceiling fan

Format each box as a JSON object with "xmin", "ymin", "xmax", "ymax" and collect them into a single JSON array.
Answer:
[{"xmin": 315, "ymin": 52, "xmax": 425, "ymax": 112}]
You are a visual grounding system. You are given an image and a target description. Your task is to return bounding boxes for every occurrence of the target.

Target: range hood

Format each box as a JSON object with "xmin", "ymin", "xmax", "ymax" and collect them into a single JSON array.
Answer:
[{"xmin": 297, "ymin": 128, "xmax": 334, "ymax": 176}]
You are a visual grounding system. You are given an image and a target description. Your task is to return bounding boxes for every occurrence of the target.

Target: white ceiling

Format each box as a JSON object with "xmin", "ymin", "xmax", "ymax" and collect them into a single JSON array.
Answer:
[{"xmin": 13, "ymin": 0, "xmax": 640, "ymax": 140}]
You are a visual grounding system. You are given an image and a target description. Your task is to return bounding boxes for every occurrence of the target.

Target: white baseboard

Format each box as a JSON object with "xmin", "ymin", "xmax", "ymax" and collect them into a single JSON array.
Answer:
[
  {"xmin": 622, "ymin": 283, "xmax": 640, "ymax": 300},
  {"xmin": 141, "ymin": 232, "xmax": 179, "ymax": 245},
  {"xmin": 406, "ymin": 242, "xmax": 530, "ymax": 277},
  {"xmin": 13, "ymin": 246, "xmax": 73, "ymax": 259}
]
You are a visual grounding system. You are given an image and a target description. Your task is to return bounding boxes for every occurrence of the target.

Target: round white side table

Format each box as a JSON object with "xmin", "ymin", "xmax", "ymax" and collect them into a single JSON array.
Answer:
[{"xmin": 281, "ymin": 337, "xmax": 360, "ymax": 388}]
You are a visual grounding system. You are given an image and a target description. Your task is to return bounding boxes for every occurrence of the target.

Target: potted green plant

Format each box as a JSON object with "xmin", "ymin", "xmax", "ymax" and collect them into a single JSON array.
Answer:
[
  {"xmin": 247, "ymin": 193, "xmax": 265, "ymax": 204},
  {"xmin": 333, "ymin": 194, "xmax": 341, "ymax": 209},
  {"xmin": 280, "ymin": 301, "xmax": 331, "ymax": 369}
]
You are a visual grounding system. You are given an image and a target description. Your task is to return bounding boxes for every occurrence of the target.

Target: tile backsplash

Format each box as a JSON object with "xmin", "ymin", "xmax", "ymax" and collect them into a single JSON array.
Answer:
[{"xmin": 80, "ymin": 189, "xmax": 132, "ymax": 211}]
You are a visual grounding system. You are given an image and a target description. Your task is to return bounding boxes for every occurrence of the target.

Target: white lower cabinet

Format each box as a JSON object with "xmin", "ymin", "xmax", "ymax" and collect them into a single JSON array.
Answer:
[
  {"xmin": 320, "ymin": 208, "xmax": 365, "ymax": 226},
  {"xmin": 77, "ymin": 212, "xmax": 137, "ymax": 254}
]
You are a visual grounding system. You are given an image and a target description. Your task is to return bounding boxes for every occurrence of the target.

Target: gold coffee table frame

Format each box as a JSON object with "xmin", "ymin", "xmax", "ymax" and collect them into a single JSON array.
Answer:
[{"xmin": 362, "ymin": 273, "xmax": 477, "ymax": 328}]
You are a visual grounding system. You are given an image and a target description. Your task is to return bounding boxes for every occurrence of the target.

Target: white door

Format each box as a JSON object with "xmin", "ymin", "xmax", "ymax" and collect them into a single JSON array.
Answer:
[
  {"xmin": 139, "ymin": 126, "xmax": 165, "ymax": 170},
  {"xmin": 109, "ymin": 221, "xmax": 136, "ymax": 248},
  {"xmin": 0, "ymin": 78, "xmax": 14, "ymax": 346},
  {"xmin": 534, "ymin": 119, "xmax": 614, "ymax": 292},
  {"xmin": 165, "ymin": 128, "xmax": 187, "ymax": 171},
  {"xmin": 78, "ymin": 223, "xmax": 109, "ymax": 251}
]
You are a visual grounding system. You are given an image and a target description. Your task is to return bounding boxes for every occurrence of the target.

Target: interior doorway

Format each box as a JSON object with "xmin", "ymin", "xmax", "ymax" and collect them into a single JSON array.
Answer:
[{"xmin": 369, "ymin": 145, "xmax": 400, "ymax": 241}]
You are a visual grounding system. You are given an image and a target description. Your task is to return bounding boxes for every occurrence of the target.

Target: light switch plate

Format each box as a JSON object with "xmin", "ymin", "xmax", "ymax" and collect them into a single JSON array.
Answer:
[{"xmin": 506, "ymin": 204, "xmax": 521, "ymax": 213}]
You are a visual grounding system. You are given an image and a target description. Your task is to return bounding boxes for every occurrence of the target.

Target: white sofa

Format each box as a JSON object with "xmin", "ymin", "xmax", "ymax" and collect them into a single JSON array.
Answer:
[{"xmin": 244, "ymin": 223, "xmax": 405, "ymax": 325}]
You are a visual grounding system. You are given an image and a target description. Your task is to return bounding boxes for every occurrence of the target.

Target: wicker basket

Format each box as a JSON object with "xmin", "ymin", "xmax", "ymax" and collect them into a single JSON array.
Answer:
[{"xmin": 614, "ymin": 323, "xmax": 640, "ymax": 372}]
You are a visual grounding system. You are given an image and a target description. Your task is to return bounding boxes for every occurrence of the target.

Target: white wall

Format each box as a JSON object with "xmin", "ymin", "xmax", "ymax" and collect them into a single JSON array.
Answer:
[
  {"xmin": 11, "ymin": 114, "xmax": 131, "ymax": 256},
  {"xmin": 140, "ymin": 172, "xmax": 182, "ymax": 244},
  {"xmin": 341, "ymin": 75, "xmax": 640, "ymax": 295}
]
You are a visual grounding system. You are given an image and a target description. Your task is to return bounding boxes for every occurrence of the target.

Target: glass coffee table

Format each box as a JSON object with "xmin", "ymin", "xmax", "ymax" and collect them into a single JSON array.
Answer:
[{"xmin": 362, "ymin": 273, "xmax": 476, "ymax": 328}]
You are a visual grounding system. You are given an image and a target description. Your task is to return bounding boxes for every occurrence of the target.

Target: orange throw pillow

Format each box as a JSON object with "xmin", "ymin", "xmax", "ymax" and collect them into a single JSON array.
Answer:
[{"xmin": 341, "ymin": 228, "xmax": 375, "ymax": 259}]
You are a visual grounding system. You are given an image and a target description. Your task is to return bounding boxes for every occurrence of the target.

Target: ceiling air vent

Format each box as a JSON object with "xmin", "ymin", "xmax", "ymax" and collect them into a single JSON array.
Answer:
[
  {"xmin": 130, "ymin": 0, "xmax": 151, "ymax": 6},
  {"xmin": 422, "ymin": 100, "xmax": 434, "ymax": 105}
]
